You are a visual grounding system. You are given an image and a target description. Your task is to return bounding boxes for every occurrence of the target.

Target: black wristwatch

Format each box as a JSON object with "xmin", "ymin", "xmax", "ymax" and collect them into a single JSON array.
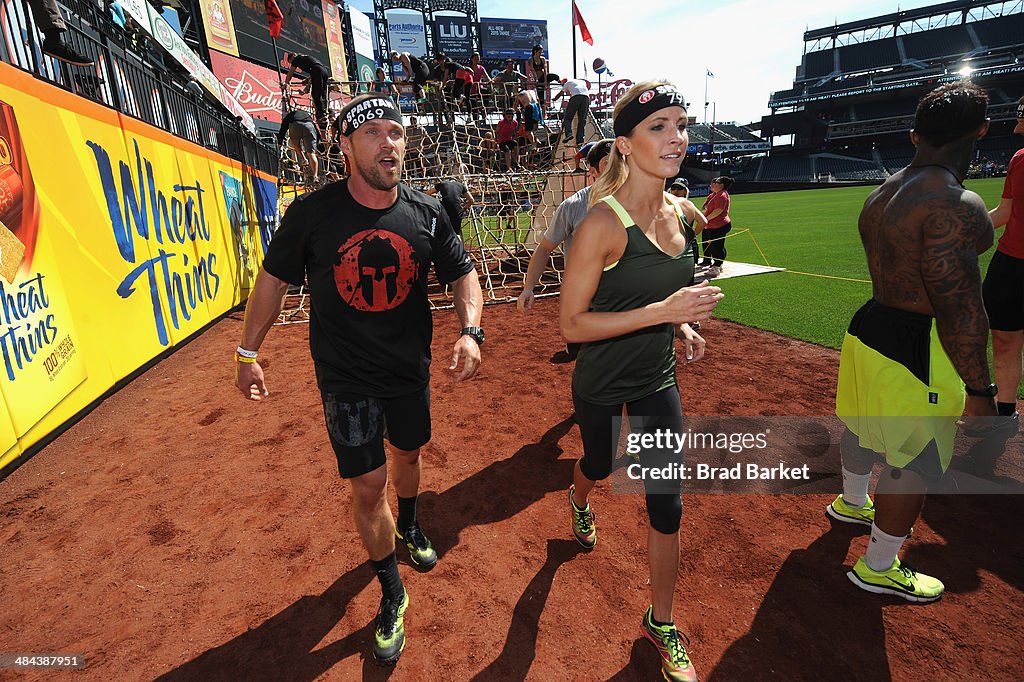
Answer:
[
  {"xmin": 461, "ymin": 326, "xmax": 485, "ymax": 345},
  {"xmin": 965, "ymin": 383, "xmax": 997, "ymax": 398}
]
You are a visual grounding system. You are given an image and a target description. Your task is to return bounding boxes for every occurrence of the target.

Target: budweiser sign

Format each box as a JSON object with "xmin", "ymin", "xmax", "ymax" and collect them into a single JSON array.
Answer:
[
  {"xmin": 209, "ymin": 51, "xmax": 287, "ymax": 124},
  {"xmin": 552, "ymin": 78, "xmax": 634, "ymax": 112}
]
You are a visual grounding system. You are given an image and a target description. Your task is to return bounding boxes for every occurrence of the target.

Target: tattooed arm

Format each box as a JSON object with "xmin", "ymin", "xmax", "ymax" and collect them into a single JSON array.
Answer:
[{"xmin": 920, "ymin": 192, "xmax": 994, "ymax": 391}]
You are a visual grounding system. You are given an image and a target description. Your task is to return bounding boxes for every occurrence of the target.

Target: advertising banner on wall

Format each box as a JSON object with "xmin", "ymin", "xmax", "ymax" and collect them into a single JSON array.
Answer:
[
  {"xmin": 229, "ymin": 0, "xmax": 330, "ymax": 71},
  {"xmin": 433, "ymin": 14, "xmax": 471, "ymax": 58},
  {"xmin": 0, "ymin": 62, "xmax": 276, "ymax": 474},
  {"xmin": 198, "ymin": 0, "xmax": 240, "ymax": 56},
  {"xmin": 349, "ymin": 7, "xmax": 377, "ymax": 87},
  {"xmin": 99, "ymin": 0, "xmax": 254, "ymax": 131},
  {"xmin": 387, "ymin": 9, "xmax": 427, "ymax": 80},
  {"xmin": 322, "ymin": 0, "xmax": 349, "ymax": 82},
  {"xmin": 480, "ymin": 18, "xmax": 547, "ymax": 60},
  {"xmin": 210, "ymin": 51, "xmax": 285, "ymax": 124}
]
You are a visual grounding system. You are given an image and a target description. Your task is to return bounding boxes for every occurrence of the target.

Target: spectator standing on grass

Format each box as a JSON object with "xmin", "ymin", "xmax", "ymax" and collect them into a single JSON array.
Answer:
[
  {"xmin": 667, "ymin": 179, "xmax": 707, "ymax": 233},
  {"xmin": 700, "ymin": 176, "xmax": 733, "ymax": 278},
  {"xmin": 980, "ymin": 95, "xmax": 1024, "ymax": 428},
  {"xmin": 518, "ymin": 139, "xmax": 613, "ymax": 362},
  {"xmin": 234, "ymin": 95, "xmax": 483, "ymax": 666},
  {"xmin": 831, "ymin": 82, "xmax": 1001, "ymax": 605},
  {"xmin": 560, "ymin": 81, "xmax": 723, "ymax": 682}
]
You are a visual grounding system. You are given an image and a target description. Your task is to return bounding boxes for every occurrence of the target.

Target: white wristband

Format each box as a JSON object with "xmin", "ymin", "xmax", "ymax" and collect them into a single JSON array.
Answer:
[{"xmin": 236, "ymin": 346, "xmax": 258, "ymax": 359}]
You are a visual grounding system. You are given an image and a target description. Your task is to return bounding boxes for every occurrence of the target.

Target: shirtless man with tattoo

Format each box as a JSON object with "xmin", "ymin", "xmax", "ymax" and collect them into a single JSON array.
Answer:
[{"xmin": 830, "ymin": 82, "xmax": 998, "ymax": 603}]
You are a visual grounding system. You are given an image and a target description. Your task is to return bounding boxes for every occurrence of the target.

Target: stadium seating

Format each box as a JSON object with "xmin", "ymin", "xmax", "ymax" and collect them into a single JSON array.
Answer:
[
  {"xmin": 816, "ymin": 157, "xmax": 886, "ymax": 181},
  {"xmin": 804, "ymin": 50, "xmax": 836, "ymax": 79},
  {"xmin": 853, "ymin": 100, "xmax": 913, "ymax": 121},
  {"xmin": 879, "ymin": 146, "xmax": 916, "ymax": 174},
  {"xmin": 765, "ymin": 4, "xmax": 1021, "ymax": 186},
  {"xmin": 758, "ymin": 157, "xmax": 812, "ymax": 182},
  {"xmin": 972, "ymin": 14, "xmax": 1024, "ymax": 50},
  {"xmin": 837, "ymin": 39, "xmax": 900, "ymax": 73},
  {"xmin": 899, "ymin": 24, "xmax": 975, "ymax": 61}
]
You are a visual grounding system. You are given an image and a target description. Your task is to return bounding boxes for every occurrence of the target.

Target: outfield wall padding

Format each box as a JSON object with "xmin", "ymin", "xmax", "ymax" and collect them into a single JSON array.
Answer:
[{"xmin": 0, "ymin": 62, "xmax": 277, "ymax": 477}]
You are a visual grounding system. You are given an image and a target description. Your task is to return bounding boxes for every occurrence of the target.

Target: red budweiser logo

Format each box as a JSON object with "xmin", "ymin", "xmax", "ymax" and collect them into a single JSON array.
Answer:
[{"xmin": 223, "ymin": 70, "xmax": 283, "ymax": 121}]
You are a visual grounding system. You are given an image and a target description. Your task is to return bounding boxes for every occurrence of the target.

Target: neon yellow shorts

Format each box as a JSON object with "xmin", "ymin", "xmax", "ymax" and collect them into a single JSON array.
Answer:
[{"xmin": 835, "ymin": 300, "xmax": 965, "ymax": 479}]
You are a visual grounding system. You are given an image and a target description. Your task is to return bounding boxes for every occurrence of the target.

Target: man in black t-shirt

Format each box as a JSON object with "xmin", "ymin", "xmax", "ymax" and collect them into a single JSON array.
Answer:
[
  {"xmin": 234, "ymin": 95, "xmax": 483, "ymax": 666},
  {"xmin": 426, "ymin": 179, "xmax": 474, "ymax": 240},
  {"xmin": 285, "ymin": 53, "xmax": 331, "ymax": 126}
]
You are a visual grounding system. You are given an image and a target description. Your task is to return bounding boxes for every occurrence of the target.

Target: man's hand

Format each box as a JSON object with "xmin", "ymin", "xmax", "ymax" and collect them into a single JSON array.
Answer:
[
  {"xmin": 236, "ymin": 361, "xmax": 269, "ymax": 401},
  {"xmin": 449, "ymin": 336, "xmax": 481, "ymax": 382},
  {"xmin": 960, "ymin": 394, "xmax": 1013, "ymax": 437},
  {"xmin": 677, "ymin": 324, "xmax": 706, "ymax": 363},
  {"xmin": 517, "ymin": 288, "xmax": 535, "ymax": 311}
]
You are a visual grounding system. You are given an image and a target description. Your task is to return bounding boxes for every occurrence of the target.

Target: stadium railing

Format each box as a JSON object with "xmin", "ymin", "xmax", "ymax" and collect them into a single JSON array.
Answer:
[{"xmin": 1, "ymin": 0, "xmax": 278, "ymax": 176}]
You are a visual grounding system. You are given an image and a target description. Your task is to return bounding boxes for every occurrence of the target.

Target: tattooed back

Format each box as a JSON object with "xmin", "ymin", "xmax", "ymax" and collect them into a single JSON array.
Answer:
[{"xmin": 857, "ymin": 167, "xmax": 994, "ymax": 318}]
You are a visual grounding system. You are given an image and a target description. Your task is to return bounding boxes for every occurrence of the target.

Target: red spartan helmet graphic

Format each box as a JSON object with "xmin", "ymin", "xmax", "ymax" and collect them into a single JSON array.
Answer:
[{"xmin": 334, "ymin": 229, "xmax": 419, "ymax": 312}]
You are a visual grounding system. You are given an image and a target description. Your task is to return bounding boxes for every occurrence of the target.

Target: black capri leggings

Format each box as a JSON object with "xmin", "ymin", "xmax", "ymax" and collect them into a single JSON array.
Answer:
[
  {"xmin": 702, "ymin": 222, "xmax": 730, "ymax": 267},
  {"xmin": 572, "ymin": 384, "xmax": 684, "ymax": 534}
]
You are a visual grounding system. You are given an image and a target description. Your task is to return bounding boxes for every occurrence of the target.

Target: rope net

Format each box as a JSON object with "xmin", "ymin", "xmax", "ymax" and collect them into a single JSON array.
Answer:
[{"xmin": 275, "ymin": 79, "xmax": 608, "ymax": 322}]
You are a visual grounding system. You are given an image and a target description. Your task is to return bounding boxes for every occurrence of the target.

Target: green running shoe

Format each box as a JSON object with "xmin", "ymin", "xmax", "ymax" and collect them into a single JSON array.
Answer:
[
  {"xmin": 373, "ymin": 588, "xmax": 409, "ymax": 664},
  {"xmin": 826, "ymin": 494, "xmax": 875, "ymax": 526},
  {"xmin": 848, "ymin": 557, "xmax": 944, "ymax": 603},
  {"xmin": 569, "ymin": 485, "xmax": 596, "ymax": 549},
  {"xmin": 396, "ymin": 522, "xmax": 437, "ymax": 570},
  {"xmin": 640, "ymin": 606, "xmax": 698, "ymax": 682}
]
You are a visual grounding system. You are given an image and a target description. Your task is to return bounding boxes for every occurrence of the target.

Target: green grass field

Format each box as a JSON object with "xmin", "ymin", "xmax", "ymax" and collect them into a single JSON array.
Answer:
[
  {"xmin": 716, "ymin": 178, "xmax": 1005, "ymax": 346},
  {"xmin": 715, "ymin": 178, "xmax": 1019, "ymax": 396}
]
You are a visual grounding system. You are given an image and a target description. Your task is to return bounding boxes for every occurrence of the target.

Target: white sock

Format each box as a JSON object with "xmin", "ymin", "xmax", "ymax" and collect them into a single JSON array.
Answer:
[
  {"xmin": 841, "ymin": 468, "xmax": 871, "ymax": 508},
  {"xmin": 864, "ymin": 524, "xmax": 907, "ymax": 572}
]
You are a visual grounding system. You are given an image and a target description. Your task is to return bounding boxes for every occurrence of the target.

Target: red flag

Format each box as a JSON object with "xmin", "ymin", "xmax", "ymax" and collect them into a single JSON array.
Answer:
[
  {"xmin": 266, "ymin": 0, "xmax": 283, "ymax": 39},
  {"xmin": 572, "ymin": 1, "xmax": 593, "ymax": 45}
]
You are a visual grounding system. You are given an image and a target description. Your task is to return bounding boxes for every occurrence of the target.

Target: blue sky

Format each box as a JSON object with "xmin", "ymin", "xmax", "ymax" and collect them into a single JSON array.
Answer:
[{"xmin": 348, "ymin": 0, "xmax": 944, "ymax": 124}]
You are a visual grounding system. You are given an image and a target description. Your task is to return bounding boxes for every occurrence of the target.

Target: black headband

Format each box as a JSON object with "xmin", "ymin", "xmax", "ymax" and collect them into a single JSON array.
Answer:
[
  {"xmin": 340, "ymin": 97, "xmax": 403, "ymax": 136},
  {"xmin": 613, "ymin": 84, "xmax": 686, "ymax": 137}
]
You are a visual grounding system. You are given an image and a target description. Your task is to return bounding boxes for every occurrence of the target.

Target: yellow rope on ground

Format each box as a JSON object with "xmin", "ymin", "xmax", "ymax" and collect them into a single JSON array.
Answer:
[
  {"xmin": 780, "ymin": 270, "xmax": 872, "ymax": 284},
  {"xmin": 721, "ymin": 225, "xmax": 871, "ymax": 284}
]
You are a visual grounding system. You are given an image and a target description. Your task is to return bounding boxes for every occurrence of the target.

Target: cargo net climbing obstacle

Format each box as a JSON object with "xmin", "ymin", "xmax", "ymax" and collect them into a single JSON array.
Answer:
[{"xmin": 275, "ymin": 80, "xmax": 607, "ymax": 323}]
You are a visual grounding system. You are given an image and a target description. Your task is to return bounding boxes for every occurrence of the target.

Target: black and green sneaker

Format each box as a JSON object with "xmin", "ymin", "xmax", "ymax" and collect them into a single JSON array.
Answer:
[
  {"xmin": 373, "ymin": 588, "xmax": 409, "ymax": 664},
  {"xmin": 396, "ymin": 521, "xmax": 437, "ymax": 570},
  {"xmin": 569, "ymin": 485, "xmax": 596, "ymax": 549}
]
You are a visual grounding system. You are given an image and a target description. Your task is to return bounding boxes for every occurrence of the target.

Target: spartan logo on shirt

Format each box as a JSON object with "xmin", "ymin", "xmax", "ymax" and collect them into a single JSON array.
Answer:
[{"xmin": 334, "ymin": 229, "xmax": 419, "ymax": 311}]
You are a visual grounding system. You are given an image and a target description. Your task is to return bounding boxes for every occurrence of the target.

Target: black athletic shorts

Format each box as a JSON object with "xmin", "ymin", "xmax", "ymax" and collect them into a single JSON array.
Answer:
[
  {"xmin": 983, "ymin": 250, "xmax": 1024, "ymax": 332},
  {"xmin": 499, "ymin": 140, "xmax": 517, "ymax": 151},
  {"xmin": 320, "ymin": 386, "xmax": 431, "ymax": 478}
]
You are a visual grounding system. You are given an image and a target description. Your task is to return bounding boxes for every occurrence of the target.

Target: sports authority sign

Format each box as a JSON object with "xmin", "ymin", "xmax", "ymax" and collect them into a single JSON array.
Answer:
[{"xmin": 209, "ymin": 52, "xmax": 284, "ymax": 124}]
